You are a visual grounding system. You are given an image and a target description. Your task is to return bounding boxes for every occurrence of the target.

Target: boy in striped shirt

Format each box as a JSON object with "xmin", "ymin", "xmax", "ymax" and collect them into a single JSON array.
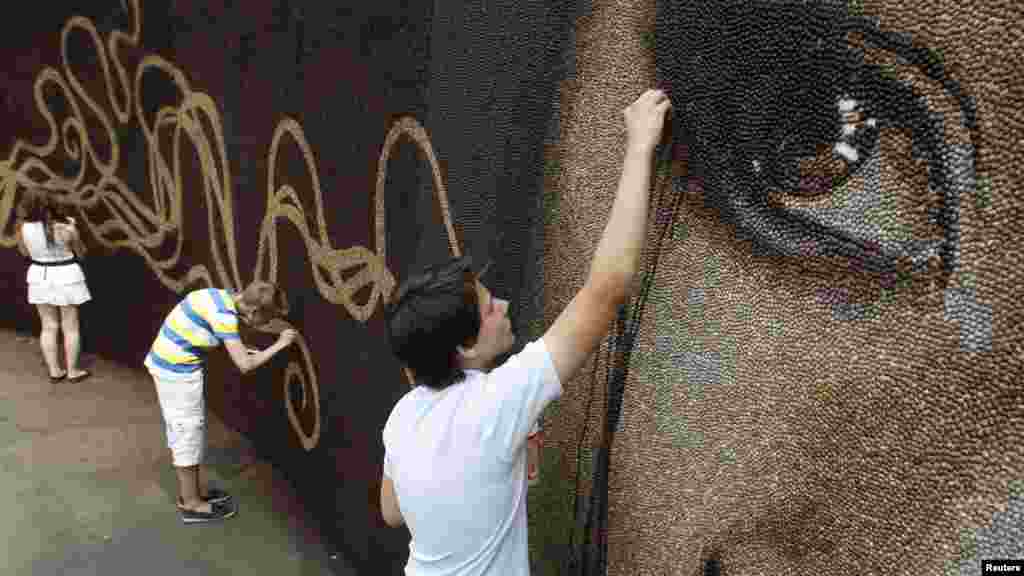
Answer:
[{"xmin": 145, "ymin": 281, "xmax": 298, "ymax": 524}]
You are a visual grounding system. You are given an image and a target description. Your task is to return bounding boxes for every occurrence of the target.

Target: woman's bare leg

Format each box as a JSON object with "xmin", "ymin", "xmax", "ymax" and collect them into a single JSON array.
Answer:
[
  {"xmin": 59, "ymin": 305, "xmax": 87, "ymax": 378},
  {"xmin": 36, "ymin": 304, "xmax": 63, "ymax": 378}
]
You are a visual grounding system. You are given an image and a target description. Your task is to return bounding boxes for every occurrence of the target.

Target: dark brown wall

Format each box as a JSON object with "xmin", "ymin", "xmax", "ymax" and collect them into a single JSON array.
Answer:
[{"xmin": 0, "ymin": 1, "xmax": 578, "ymax": 573}]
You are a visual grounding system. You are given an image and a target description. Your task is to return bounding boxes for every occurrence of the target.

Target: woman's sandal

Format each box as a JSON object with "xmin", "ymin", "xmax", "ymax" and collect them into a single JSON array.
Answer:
[
  {"xmin": 48, "ymin": 372, "xmax": 66, "ymax": 384},
  {"xmin": 67, "ymin": 371, "xmax": 91, "ymax": 383}
]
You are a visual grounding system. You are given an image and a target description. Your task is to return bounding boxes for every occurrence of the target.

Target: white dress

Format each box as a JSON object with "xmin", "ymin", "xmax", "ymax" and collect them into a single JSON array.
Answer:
[{"xmin": 22, "ymin": 221, "xmax": 92, "ymax": 306}]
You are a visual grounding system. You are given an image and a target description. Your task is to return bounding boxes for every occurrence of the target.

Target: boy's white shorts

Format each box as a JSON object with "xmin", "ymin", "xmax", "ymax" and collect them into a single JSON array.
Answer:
[{"xmin": 148, "ymin": 367, "xmax": 206, "ymax": 468}]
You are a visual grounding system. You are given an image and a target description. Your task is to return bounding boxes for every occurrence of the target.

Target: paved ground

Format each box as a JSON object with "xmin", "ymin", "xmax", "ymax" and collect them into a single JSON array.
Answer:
[{"xmin": 0, "ymin": 328, "xmax": 356, "ymax": 575}]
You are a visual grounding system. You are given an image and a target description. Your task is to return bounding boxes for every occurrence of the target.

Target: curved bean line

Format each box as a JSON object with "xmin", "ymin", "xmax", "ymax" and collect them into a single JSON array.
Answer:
[{"xmin": 2, "ymin": 0, "xmax": 468, "ymax": 450}]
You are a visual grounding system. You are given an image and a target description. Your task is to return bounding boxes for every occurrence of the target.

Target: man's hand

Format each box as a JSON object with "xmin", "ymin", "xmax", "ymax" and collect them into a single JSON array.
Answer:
[
  {"xmin": 277, "ymin": 329, "xmax": 298, "ymax": 347},
  {"xmin": 623, "ymin": 88, "xmax": 672, "ymax": 155}
]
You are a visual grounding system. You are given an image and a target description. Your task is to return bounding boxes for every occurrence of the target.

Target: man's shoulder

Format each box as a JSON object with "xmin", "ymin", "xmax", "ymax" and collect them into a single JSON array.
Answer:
[
  {"xmin": 487, "ymin": 338, "xmax": 552, "ymax": 380},
  {"xmin": 383, "ymin": 385, "xmax": 426, "ymax": 433},
  {"xmin": 482, "ymin": 338, "xmax": 563, "ymax": 411}
]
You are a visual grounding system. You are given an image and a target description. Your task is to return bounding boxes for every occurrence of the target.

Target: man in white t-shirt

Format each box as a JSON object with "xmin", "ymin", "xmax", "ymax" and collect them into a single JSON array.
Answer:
[{"xmin": 380, "ymin": 88, "xmax": 673, "ymax": 575}]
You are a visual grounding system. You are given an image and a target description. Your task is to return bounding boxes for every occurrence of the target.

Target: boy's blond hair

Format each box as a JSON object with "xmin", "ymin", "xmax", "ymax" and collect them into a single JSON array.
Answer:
[{"xmin": 238, "ymin": 281, "xmax": 289, "ymax": 324}]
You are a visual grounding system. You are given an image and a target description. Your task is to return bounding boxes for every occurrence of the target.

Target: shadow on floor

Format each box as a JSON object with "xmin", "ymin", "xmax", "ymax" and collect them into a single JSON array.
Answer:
[{"xmin": 0, "ymin": 329, "xmax": 357, "ymax": 575}]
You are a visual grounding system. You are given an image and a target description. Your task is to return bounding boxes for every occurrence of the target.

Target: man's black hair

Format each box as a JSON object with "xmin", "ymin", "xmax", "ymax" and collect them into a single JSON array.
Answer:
[{"xmin": 384, "ymin": 255, "xmax": 484, "ymax": 390}]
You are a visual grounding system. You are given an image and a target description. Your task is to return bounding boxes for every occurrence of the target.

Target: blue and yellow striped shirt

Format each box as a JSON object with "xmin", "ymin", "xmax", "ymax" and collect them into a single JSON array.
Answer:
[{"xmin": 144, "ymin": 288, "xmax": 240, "ymax": 374}]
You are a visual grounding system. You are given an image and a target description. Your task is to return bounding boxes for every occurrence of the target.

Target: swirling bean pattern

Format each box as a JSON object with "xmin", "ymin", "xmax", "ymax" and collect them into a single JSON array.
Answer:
[{"xmin": 1, "ymin": 0, "xmax": 461, "ymax": 451}]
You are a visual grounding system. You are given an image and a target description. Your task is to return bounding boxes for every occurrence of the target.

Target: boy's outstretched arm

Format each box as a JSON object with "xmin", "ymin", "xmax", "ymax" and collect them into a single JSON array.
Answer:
[{"xmin": 223, "ymin": 329, "xmax": 297, "ymax": 374}]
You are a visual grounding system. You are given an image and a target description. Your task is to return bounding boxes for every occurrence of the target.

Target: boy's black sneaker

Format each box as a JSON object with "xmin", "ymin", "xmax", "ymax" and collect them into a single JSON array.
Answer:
[
  {"xmin": 203, "ymin": 488, "xmax": 232, "ymax": 505},
  {"xmin": 177, "ymin": 489, "xmax": 232, "ymax": 509},
  {"xmin": 180, "ymin": 500, "xmax": 236, "ymax": 524}
]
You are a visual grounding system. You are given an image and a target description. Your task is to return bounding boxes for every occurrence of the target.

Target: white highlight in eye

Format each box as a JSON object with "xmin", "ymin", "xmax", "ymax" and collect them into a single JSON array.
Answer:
[
  {"xmin": 834, "ymin": 141, "xmax": 859, "ymax": 163},
  {"xmin": 838, "ymin": 97, "xmax": 858, "ymax": 113}
]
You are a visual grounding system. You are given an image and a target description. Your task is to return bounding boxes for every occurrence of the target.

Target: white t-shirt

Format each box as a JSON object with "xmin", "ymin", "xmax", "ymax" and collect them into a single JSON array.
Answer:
[{"xmin": 382, "ymin": 338, "xmax": 563, "ymax": 576}]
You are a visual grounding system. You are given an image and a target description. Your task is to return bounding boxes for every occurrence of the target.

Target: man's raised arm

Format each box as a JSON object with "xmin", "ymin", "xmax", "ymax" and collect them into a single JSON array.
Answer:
[{"xmin": 543, "ymin": 88, "xmax": 672, "ymax": 386}]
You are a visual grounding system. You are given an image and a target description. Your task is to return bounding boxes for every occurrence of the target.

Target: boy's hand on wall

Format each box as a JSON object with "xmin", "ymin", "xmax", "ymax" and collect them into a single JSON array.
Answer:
[{"xmin": 278, "ymin": 329, "xmax": 299, "ymax": 347}]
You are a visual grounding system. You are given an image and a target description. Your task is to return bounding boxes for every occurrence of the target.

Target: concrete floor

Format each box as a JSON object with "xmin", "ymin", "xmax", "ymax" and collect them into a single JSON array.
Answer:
[{"xmin": 0, "ymin": 328, "xmax": 356, "ymax": 575}]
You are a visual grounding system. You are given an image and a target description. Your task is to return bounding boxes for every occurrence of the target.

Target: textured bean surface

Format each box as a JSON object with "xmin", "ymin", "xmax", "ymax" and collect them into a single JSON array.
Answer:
[
  {"xmin": 0, "ymin": 1, "xmax": 1020, "ymax": 574},
  {"xmin": 539, "ymin": 0, "xmax": 1023, "ymax": 574}
]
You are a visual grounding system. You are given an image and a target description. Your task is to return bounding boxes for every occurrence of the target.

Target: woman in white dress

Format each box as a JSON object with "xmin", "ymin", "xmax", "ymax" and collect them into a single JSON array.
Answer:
[{"xmin": 15, "ymin": 189, "xmax": 92, "ymax": 384}]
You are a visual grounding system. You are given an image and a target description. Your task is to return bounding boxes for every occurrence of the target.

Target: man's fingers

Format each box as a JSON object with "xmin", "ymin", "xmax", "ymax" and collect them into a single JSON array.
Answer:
[
  {"xmin": 631, "ymin": 89, "xmax": 661, "ymax": 108},
  {"xmin": 626, "ymin": 89, "xmax": 668, "ymax": 116},
  {"xmin": 640, "ymin": 88, "xmax": 663, "ymax": 105}
]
